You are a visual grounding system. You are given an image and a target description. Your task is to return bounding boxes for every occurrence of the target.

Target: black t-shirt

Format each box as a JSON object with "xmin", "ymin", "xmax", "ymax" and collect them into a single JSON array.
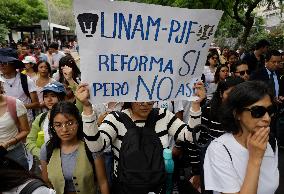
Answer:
[{"xmin": 242, "ymin": 52, "xmax": 265, "ymax": 73}]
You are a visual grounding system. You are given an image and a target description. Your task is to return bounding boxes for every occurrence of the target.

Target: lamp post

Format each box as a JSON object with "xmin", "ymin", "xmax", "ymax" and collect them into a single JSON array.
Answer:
[{"xmin": 45, "ymin": 0, "xmax": 53, "ymax": 43}]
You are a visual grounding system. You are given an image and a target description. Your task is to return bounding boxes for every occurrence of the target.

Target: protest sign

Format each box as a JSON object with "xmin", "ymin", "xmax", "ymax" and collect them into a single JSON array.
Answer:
[{"xmin": 74, "ymin": 0, "xmax": 223, "ymax": 103}]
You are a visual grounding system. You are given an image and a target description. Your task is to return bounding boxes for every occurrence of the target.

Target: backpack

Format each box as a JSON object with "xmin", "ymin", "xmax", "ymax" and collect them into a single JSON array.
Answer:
[
  {"xmin": 116, "ymin": 108, "xmax": 166, "ymax": 194},
  {"xmin": 38, "ymin": 112, "xmax": 48, "ymax": 128},
  {"xmin": 6, "ymin": 96, "xmax": 20, "ymax": 130},
  {"xmin": 19, "ymin": 179, "xmax": 48, "ymax": 194},
  {"xmin": 20, "ymin": 73, "xmax": 30, "ymax": 98},
  {"xmin": 20, "ymin": 73, "xmax": 36, "ymax": 118}
]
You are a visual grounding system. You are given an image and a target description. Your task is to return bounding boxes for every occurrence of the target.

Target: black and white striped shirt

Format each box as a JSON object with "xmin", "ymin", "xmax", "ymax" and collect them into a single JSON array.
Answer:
[{"xmin": 82, "ymin": 108, "xmax": 201, "ymax": 176}]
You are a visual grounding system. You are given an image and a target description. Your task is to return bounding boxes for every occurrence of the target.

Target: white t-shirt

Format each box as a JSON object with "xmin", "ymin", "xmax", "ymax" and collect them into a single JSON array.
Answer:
[
  {"xmin": 42, "ymin": 115, "xmax": 50, "ymax": 143},
  {"xmin": 204, "ymin": 133, "xmax": 279, "ymax": 194},
  {"xmin": 0, "ymin": 99, "xmax": 27, "ymax": 150},
  {"xmin": 2, "ymin": 73, "xmax": 37, "ymax": 123},
  {"xmin": 3, "ymin": 179, "xmax": 56, "ymax": 194},
  {"xmin": 51, "ymin": 51, "xmax": 65, "ymax": 70}
]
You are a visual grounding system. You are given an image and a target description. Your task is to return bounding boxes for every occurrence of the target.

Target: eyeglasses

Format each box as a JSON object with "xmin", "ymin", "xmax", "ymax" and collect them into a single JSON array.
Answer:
[
  {"xmin": 235, "ymin": 70, "xmax": 250, "ymax": 76},
  {"xmin": 242, "ymin": 105, "xmax": 276, "ymax": 118},
  {"xmin": 53, "ymin": 120, "xmax": 77, "ymax": 130},
  {"xmin": 136, "ymin": 102, "xmax": 155, "ymax": 106}
]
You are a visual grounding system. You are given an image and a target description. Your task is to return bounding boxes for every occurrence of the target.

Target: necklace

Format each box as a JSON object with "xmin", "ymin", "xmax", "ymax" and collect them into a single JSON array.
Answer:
[{"xmin": 5, "ymin": 77, "xmax": 17, "ymax": 87}]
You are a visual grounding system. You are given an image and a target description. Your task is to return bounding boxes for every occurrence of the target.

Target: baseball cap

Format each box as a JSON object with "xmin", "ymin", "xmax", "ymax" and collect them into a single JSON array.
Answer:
[
  {"xmin": 22, "ymin": 56, "xmax": 36, "ymax": 64},
  {"xmin": 0, "ymin": 48, "xmax": 24, "ymax": 69},
  {"xmin": 42, "ymin": 81, "xmax": 66, "ymax": 94}
]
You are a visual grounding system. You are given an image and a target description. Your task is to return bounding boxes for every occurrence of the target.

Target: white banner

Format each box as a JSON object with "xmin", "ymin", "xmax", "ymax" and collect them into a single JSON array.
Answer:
[{"xmin": 74, "ymin": 0, "xmax": 223, "ymax": 103}]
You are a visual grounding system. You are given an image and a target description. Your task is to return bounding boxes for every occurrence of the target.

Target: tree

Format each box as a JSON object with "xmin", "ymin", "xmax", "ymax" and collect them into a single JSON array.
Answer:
[
  {"xmin": 0, "ymin": 0, "xmax": 47, "ymax": 29},
  {"xmin": 126, "ymin": 0, "xmax": 282, "ymax": 46},
  {"xmin": 0, "ymin": 24, "xmax": 9, "ymax": 45},
  {"xmin": 48, "ymin": 0, "xmax": 76, "ymax": 31}
]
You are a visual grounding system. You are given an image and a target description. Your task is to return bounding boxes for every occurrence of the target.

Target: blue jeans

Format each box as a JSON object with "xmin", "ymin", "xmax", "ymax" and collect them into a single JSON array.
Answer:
[
  {"xmin": 104, "ymin": 151, "xmax": 113, "ymax": 187},
  {"xmin": 5, "ymin": 143, "xmax": 29, "ymax": 170}
]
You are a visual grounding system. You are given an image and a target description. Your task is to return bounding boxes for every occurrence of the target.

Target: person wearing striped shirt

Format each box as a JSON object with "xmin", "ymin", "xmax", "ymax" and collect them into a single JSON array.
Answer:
[{"xmin": 75, "ymin": 83, "xmax": 204, "ymax": 181}]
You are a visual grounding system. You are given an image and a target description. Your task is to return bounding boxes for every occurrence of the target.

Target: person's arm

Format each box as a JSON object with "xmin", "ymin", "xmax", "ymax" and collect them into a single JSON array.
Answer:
[
  {"xmin": 0, "ymin": 113, "xmax": 30, "ymax": 149},
  {"xmin": 26, "ymin": 115, "xmax": 42, "ymax": 158},
  {"xmin": 94, "ymin": 156, "xmax": 110, "ymax": 194},
  {"xmin": 62, "ymin": 66, "xmax": 83, "ymax": 113},
  {"xmin": 25, "ymin": 91, "xmax": 40, "ymax": 109},
  {"xmin": 40, "ymin": 160, "xmax": 53, "ymax": 188},
  {"xmin": 76, "ymin": 84, "xmax": 116, "ymax": 152}
]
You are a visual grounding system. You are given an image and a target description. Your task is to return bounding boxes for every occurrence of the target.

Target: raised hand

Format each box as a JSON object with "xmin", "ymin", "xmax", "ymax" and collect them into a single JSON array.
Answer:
[
  {"xmin": 62, "ymin": 65, "xmax": 73, "ymax": 82},
  {"xmin": 75, "ymin": 83, "xmax": 91, "ymax": 106},
  {"xmin": 193, "ymin": 81, "xmax": 206, "ymax": 103},
  {"xmin": 247, "ymin": 127, "xmax": 269, "ymax": 164}
]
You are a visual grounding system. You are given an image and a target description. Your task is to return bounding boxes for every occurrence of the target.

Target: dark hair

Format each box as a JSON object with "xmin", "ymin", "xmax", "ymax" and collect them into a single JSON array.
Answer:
[
  {"xmin": 205, "ymin": 51, "xmax": 219, "ymax": 66},
  {"xmin": 34, "ymin": 60, "xmax": 52, "ymax": 74},
  {"xmin": 46, "ymin": 101, "xmax": 84, "ymax": 162},
  {"xmin": 231, "ymin": 60, "xmax": 248, "ymax": 73},
  {"xmin": 0, "ymin": 157, "xmax": 41, "ymax": 191},
  {"xmin": 58, "ymin": 55, "xmax": 81, "ymax": 84},
  {"xmin": 49, "ymin": 42, "xmax": 59, "ymax": 49},
  {"xmin": 226, "ymin": 50, "xmax": 239, "ymax": 61},
  {"xmin": 214, "ymin": 64, "xmax": 229, "ymax": 83},
  {"xmin": 210, "ymin": 77, "xmax": 244, "ymax": 121},
  {"xmin": 265, "ymin": 49, "xmax": 281, "ymax": 62},
  {"xmin": 221, "ymin": 81, "xmax": 274, "ymax": 134},
  {"xmin": 122, "ymin": 102, "xmax": 132, "ymax": 110},
  {"xmin": 255, "ymin": 39, "xmax": 270, "ymax": 50}
]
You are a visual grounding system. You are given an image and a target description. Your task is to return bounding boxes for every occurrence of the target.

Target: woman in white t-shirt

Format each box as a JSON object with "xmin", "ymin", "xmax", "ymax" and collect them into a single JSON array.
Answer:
[
  {"xmin": 204, "ymin": 81, "xmax": 279, "ymax": 194},
  {"xmin": 0, "ymin": 77, "xmax": 30, "ymax": 170}
]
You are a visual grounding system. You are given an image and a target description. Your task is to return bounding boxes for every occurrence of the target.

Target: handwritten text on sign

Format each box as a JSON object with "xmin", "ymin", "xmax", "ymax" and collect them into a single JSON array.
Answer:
[{"xmin": 74, "ymin": 0, "xmax": 223, "ymax": 103}]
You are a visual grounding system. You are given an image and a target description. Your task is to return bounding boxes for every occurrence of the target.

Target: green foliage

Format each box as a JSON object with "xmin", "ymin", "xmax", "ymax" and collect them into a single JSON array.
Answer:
[
  {"xmin": 0, "ymin": 0, "xmax": 47, "ymax": 29},
  {"xmin": 0, "ymin": 24, "xmax": 9, "ymax": 45}
]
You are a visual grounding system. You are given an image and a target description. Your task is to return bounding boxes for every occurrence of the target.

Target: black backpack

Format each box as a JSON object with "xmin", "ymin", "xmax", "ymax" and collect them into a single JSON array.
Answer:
[
  {"xmin": 19, "ymin": 179, "xmax": 48, "ymax": 194},
  {"xmin": 116, "ymin": 108, "xmax": 166, "ymax": 194}
]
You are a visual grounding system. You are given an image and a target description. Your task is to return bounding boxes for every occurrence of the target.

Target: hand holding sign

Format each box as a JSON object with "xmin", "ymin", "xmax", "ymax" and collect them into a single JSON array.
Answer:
[{"xmin": 76, "ymin": 83, "xmax": 91, "ymax": 106}]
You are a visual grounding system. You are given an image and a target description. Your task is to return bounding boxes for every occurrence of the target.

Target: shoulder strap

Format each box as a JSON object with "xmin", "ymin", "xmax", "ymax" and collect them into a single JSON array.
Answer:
[
  {"xmin": 116, "ymin": 111, "xmax": 137, "ymax": 129},
  {"xmin": 222, "ymin": 144, "xmax": 232, "ymax": 161},
  {"xmin": 6, "ymin": 96, "xmax": 20, "ymax": 130},
  {"xmin": 19, "ymin": 179, "xmax": 47, "ymax": 194},
  {"xmin": 39, "ymin": 112, "xmax": 48, "ymax": 127},
  {"xmin": 144, "ymin": 108, "xmax": 159, "ymax": 128},
  {"xmin": 20, "ymin": 73, "xmax": 30, "ymax": 98}
]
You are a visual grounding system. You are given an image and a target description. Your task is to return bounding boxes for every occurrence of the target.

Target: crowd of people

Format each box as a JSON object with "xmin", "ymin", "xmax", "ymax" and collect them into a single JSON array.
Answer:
[{"xmin": 0, "ymin": 38, "xmax": 283, "ymax": 194}]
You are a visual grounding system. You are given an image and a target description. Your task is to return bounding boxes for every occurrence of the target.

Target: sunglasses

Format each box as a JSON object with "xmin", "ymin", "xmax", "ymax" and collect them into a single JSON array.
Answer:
[
  {"xmin": 242, "ymin": 105, "xmax": 275, "ymax": 118},
  {"xmin": 235, "ymin": 70, "xmax": 250, "ymax": 76}
]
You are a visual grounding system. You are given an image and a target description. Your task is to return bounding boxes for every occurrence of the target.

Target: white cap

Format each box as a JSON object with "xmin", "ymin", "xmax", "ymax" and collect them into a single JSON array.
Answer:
[{"xmin": 22, "ymin": 56, "xmax": 36, "ymax": 64}]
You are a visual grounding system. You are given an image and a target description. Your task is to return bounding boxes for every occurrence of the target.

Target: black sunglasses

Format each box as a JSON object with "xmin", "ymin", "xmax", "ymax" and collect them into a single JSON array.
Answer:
[
  {"xmin": 242, "ymin": 105, "xmax": 276, "ymax": 118},
  {"xmin": 235, "ymin": 70, "xmax": 250, "ymax": 76}
]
